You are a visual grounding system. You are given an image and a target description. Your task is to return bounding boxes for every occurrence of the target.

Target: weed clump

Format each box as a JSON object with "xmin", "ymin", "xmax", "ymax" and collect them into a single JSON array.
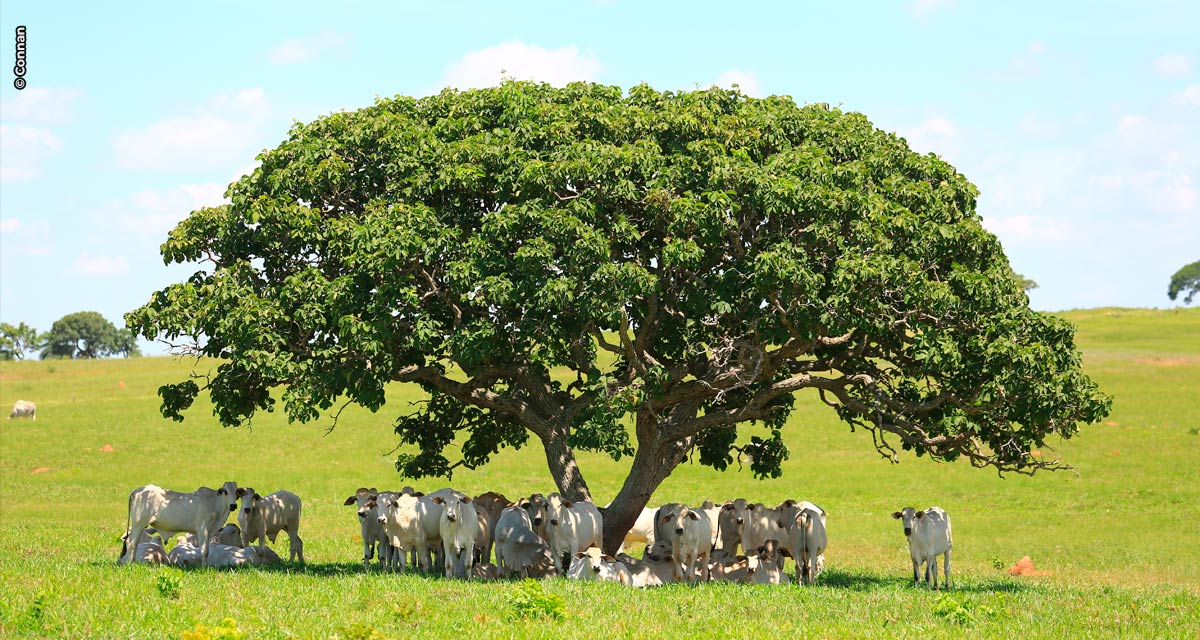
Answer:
[{"xmin": 506, "ymin": 578, "xmax": 566, "ymax": 621}]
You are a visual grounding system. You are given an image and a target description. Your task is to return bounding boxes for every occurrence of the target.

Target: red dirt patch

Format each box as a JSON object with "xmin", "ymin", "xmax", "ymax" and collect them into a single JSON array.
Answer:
[
  {"xmin": 1105, "ymin": 449, "xmax": 1120, "ymax": 457},
  {"xmin": 1135, "ymin": 356, "xmax": 1199, "ymax": 367},
  {"xmin": 117, "ymin": 380, "xmax": 127, "ymax": 388},
  {"xmin": 31, "ymin": 467, "xmax": 50, "ymax": 474},
  {"xmin": 99, "ymin": 444, "xmax": 115, "ymax": 453},
  {"xmin": 1008, "ymin": 555, "xmax": 1051, "ymax": 577},
  {"xmin": 1105, "ymin": 421, "xmax": 1119, "ymax": 427}
]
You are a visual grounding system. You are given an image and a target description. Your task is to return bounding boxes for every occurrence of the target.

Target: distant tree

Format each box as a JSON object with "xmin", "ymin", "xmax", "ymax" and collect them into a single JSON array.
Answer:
[
  {"xmin": 40, "ymin": 311, "xmax": 141, "ymax": 359},
  {"xmin": 1167, "ymin": 260, "xmax": 1199, "ymax": 305},
  {"xmin": 1013, "ymin": 272, "xmax": 1038, "ymax": 292},
  {"xmin": 0, "ymin": 322, "xmax": 41, "ymax": 360},
  {"xmin": 128, "ymin": 81, "xmax": 1111, "ymax": 553}
]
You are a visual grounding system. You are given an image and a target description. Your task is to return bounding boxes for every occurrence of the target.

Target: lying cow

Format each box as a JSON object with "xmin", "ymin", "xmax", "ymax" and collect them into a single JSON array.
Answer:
[
  {"xmin": 748, "ymin": 540, "xmax": 789, "ymax": 585},
  {"xmin": 567, "ymin": 550, "xmax": 634, "ymax": 585},
  {"xmin": 893, "ymin": 506, "xmax": 952, "ymax": 589},
  {"xmin": 130, "ymin": 529, "xmax": 167, "ymax": 564},
  {"xmin": 213, "ymin": 523, "xmax": 243, "ymax": 547},
  {"xmin": 167, "ymin": 537, "xmax": 203, "ymax": 568},
  {"xmin": 237, "ymin": 488, "xmax": 304, "ymax": 563},
  {"xmin": 120, "ymin": 482, "xmax": 238, "ymax": 565},
  {"xmin": 206, "ymin": 543, "xmax": 260, "ymax": 568},
  {"xmin": 8, "ymin": 399, "xmax": 36, "ymax": 420}
]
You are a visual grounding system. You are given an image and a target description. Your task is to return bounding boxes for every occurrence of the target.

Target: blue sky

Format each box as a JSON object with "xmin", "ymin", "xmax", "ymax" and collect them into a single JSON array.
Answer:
[{"xmin": 1, "ymin": 1, "xmax": 1196, "ymax": 354}]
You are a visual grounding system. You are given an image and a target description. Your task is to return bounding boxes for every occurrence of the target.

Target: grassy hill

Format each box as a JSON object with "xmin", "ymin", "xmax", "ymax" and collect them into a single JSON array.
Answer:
[{"xmin": 1, "ymin": 307, "xmax": 1197, "ymax": 638}]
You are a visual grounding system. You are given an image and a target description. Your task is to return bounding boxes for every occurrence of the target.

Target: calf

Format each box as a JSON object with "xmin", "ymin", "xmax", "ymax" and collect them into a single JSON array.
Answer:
[
  {"xmin": 238, "ymin": 488, "xmax": 304, "ymax": 563},
  {"xmin": 777, "ymin": 502, "xmax": 828, "ymax": 585},
  {"xmin": 707, "ymin": 550, "xmax": 752, "ymax": 583},
  {"xmin": 8, "ymin": 399, "xmax": 36, "ymax": 420},
  {"xmin": 661, "ymin": 505, "xmax": 713, "ymax": 583},
  {"xmin": 435, "ymin": 494, "xmax": 479, "ymax": 579},
  {"xmin": 345, "ymin": 487, "xmax": 394, "ymax": 569},
  {"xmin": 636, "ymin": 541, "xmax": 682, "ymax": 585},
  {"xmin": 494, "ymin": 502, "xmax": 554, "ymax": 579},
  {"xmin": 893, "ymin": 506, "xmax": 953, "ymax": 589},
  {"xmin": 132, "ymin": 529, "xmax": 167, "ymax": 564},
  {"xmin": 545, "ymin": 494, "xmax": 603, "ymax": 574},
  {"xmin": 120, "ymin": 482, "xmax": 238, "ymax": 565},
  {"xmin": 748, "ymin": 540, "xmax": 789, "ymax": 585}
]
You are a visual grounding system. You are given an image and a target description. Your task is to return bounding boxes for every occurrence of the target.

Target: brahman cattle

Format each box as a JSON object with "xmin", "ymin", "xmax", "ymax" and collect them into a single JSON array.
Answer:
[
  {"xmin": 893, "ymin": 506, "xmax": 952, "ymax": 588},
  {"xmin": 120, "ymin": 482, "xmax": 238, "ymax": 565}
]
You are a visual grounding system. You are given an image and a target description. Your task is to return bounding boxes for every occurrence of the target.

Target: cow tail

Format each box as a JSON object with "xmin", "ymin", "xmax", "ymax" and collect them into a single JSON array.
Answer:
[{"xmin": 119, "ymin": 490, "xmax": 134, "ymax": 561}]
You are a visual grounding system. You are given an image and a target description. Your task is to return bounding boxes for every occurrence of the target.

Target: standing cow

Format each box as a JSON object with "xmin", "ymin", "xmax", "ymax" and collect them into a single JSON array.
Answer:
[
  {"xmin": 892, "ymin": 506, "xmax": 953, "ymax": 589},
  {"xmin": 119, "ymin": 482, "xmax": 238, "ymax": 565},
  {"xmin": 237, "ymin": 488, "xmax": 304, "ymax": 563},
  {"xmin": 8, "ymin": 400, "xmax": 36, "ymax": 420}
]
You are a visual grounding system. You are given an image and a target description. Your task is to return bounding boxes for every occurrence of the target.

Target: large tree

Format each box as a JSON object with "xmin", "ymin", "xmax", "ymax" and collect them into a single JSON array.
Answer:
[
  {"xmin": 41, "ymin": 311, "xmax": 140, "ymax": 359},
  {"xmin": 127, "ymin": 82, "xmax": 1110, "ymax": 552},
  {"xmin": 0, "ymin": 322, "xmax": 41, "ymax": 361},
  {"xmin": 1167, "ymin": 260, "xmax": 1199, "ymax": 304}
]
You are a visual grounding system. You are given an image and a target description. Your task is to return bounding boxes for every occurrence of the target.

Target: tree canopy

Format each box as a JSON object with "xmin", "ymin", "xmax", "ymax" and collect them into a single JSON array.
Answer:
[
  {"xmin": 0, "ymin": 322, "xmax": 40, "ymax": 361},
  {"xmin": 42, "ymin": 311, "xmax": 140, "ymax": 359},
  {"xmin": 127, "ymin": 81, "xmax": 1110, "ymax": 551},
  {"xmin": 1167, "ymin": 260, "xmax": 1199, "ymax": 304}
]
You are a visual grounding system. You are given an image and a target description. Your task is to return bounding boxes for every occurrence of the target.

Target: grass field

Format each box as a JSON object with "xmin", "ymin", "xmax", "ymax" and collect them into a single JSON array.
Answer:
[{"xmin": 1, "ymin": 307, "xmax": 1198, "ymax": 638}]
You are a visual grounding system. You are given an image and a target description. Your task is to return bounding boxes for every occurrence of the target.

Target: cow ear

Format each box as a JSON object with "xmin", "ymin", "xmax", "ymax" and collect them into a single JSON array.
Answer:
[
  {"xmin": 345, "ymin": 496, "xmax": 357, "ymax": 506},
  {"xmin": 891, "ymin": 511, "xmax": 902, "ymax": 519},
  {"xmin": 390, "ymin": 499, "xmax": 399, "ymax": 508},
  {"xmin": 748, "ymin": 504, "xmax": 757, "ymax": 511},
  {"xmin": 366, "ymin": 501, "xmax": 376, "ymax": 509},
  {"xmin": 414, "ymin": 491, "xmax": 424, "ymax": 498},
  {"xmin": 254, "ymin": 493, "xmax": 262, "ymax": 501},
  {"xmin": 236, "ymin": 488, "xmax": 246, "ymax": 498},
  {"xmin": 602, "ymin": 555, "xmax": 615, "ymax": 562},
  {"xmin": 916, "ymin": 511, "xmax": 925, "ymax": 519},
  {"xmin": 462, "ymin": 495, "xmax": 472, "ymax": 503},
  {"xmin": 369, "ymin": 487, "xmax": 377, "ymax": 493},
  {"xmin": 563, "ymin": 500, "xmax": 573, "ymax": 508},
  {"xmin": 722, "ymin": 502, "xmax": 734, "ymax": 510},
  {"xmin": 218, "ymin": 488, "xmax": 226, "ymax": 495},
  {"xmin": 432, "ymin": 497, "xmax": 444, "ymax": 504},
  {"xmin": 781, "ymin": 499, "xmax": 795, "ymax": 508},
  {"xmin": 776, "ymin": 518, "xmax": 785, "ymax": 528},
  {"xmin": 662, "ymin": 515, "xmax": 672, "ymax": 523},
  {"xmin": 574, "ymin": 551, "xmax": 586, "ymax": 559},
  {"xmin": 687, "ymin": 511, "xmax": 699, "ymax": 521}
]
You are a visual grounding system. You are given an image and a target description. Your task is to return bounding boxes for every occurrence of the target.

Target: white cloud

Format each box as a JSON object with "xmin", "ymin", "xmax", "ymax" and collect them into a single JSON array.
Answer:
[
  {"xmin": 715, "ymin": 70, "xmax": 762, "ymax": 97},
  {"xmin": 115, "ymin": 183, "xmax": 228, "ymax": 238},
  {"xmin": 112, "ymin": 88, "xmax": 268, "ymax": 172},
  {"xmin": 900, "ymin": 116, "xmax": 957, "ymax": 158},
  {"xmin": 982, "ymin": 214, "xmax": 1070, "ymax": 244},
  {"xmin": 0, "ymin": 219, "xmax": 52, "ymax": 257},
  {"xmin": 912, "ymin": 0, "xmax": 955, "ymax": 18},
  {"xmin": 268, "ymin": 32, "xmax": 348, "ymax": 65},
  {"xmin": 72, "ymin": 253, "xmax": 129, "ymax": 277},
  {"xmin": 439, "ymin": 42, "xmax": 603, "ymax": 90},
  {"xmin": 0, "ymin": 124, "xmax": 62, "ymax": 182},
  {"xmin": 1171, "ymin": 85, "xmax": 1200, "ymax": 107},
  {"xmin": 0, "ymin": 87, "xmax": 84, "ymax": 124},
  {"xmin": 1152, "ymin": 53, "xmax": 1192, "ymax": 76}
]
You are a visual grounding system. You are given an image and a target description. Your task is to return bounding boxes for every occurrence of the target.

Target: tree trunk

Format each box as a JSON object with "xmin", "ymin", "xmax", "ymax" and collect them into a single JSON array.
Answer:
[
  {"xmin": 541, "ymin": 431, "xmax": 592, "ymax": 503},
  {"xmin": 600, "ymin": 410, "xmax": 693, "ymax": 554}
]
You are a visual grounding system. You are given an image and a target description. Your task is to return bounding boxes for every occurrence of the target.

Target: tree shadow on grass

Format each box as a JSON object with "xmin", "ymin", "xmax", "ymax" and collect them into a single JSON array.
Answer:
[{"xmin": 815, "ymin": 568, "xmax": 1034, "ymax": 594}]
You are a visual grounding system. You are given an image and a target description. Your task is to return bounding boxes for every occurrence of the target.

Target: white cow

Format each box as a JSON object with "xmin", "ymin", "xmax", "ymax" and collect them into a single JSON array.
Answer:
[
  {"xmin": 661, "ymin": 504, "xmax": 713, "ymax": 583},
  {"xmin": 120, "ymin": 482, "xmax": 238, "ymax": 565},
  {"xmin": 697, "ymin": 500, "xmax": 723, "ymax": 549},
  {"xmin": 237, "ymin": 488, "xmax": 304, "ymax": 563},
  {"xmin": 778, "ymin": 503, "xmax": 827, "ymax": 585},
  {"xmin": 344, "ymin": 487, "xmax": 388, "ymax": 569},
  {"xmin": 615, "ymin": 507, "xmax": 657, "ymax": 552},
  {"xmin": 8, "ymin": 399, "xmax": 36, "ymax": 420},
  {"xmin": 167, "ymin": 538, "xmax": 203, "ymax": 568},
  {"xmin": 375, "ymin": 492, "xmax": 434, "ymax": 572},
  {"xmin": 132, "ymin": 529, "xmax": 167, "ymax": 564},
  {"xmin": 717, "ymin": 498, "xmax": 752, "ymax": 556},
  {"xmin": 493, "ymin": 502, "xmax": 554, "ymax": 579},
  {"xmin": 434, "ymin": 494, "xmax": 479, "ymax": 579},
  {"xmin": 545, "ymin": 494, "xmax": 604, "ymax": 574},
  {"xmin": 212, "ymin": 523, "xmax": 243, "ymax": 547},
  {"xmin": 634, "ymin": 541, "xmax": 682, "ymax": 586},
  {"xmin": 893, "ymin": 506, "xmax": 953, "ymax": 589},
  {"xmin": 206, "ymin": 543, "xmax": 260, "ymax": 568},
  {"xmin": 742, "ymin": 503, "xmax": 790, "ymax": 567},
  {"xmin": 566, "ymin": 550, "xmax": 634, "ymax": 585},
  {"xmin": 748, "ymin": 539, "xmax": 789, "ymax": 585}
]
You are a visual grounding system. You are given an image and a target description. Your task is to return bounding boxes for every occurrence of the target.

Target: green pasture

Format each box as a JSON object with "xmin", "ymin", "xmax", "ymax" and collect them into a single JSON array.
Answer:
[{"xmin": 1, "ymin": 307, "xmax": 1197, "ymax": 638}]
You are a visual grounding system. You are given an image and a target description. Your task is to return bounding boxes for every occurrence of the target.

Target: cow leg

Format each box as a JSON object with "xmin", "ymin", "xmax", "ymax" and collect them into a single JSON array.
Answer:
[
  {"xmin": 930, "ymin": 556, "xmax": 940, "ymax": 589},
  {"xmin": 911, "ymin": 557, "xmax": 920, "ymax": 587},
  {"xmin": 120, "ymin": 519, "xmax": 149, "ymax": 565},
  {"xmin": 943, "ymin": 551, "xmax": 951, "ymax": 590}
]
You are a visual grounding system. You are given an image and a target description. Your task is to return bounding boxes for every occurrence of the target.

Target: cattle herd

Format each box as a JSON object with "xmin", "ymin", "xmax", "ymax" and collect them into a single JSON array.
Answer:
[{"xmin": 117, "ymin": 480, "xmax": 955, "ymax": 588}]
